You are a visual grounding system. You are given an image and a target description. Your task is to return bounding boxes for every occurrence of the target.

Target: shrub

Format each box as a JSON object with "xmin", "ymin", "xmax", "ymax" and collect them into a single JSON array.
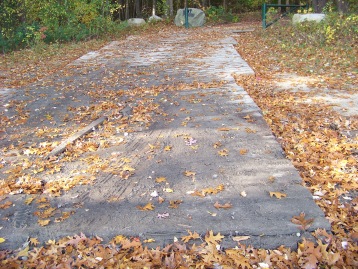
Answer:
[{"xmin": 205, "ymin": 6, "xmax": 239, "ymax": 23}]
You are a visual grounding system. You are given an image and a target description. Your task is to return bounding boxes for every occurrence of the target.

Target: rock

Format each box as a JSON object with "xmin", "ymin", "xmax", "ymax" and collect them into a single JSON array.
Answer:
[
  {"xmin": 292, "ymin": 13, "xmax": 326, "ymax": 24},
  {"xmin": 127, "ymin": 18, "xmax": 146, "ymax": 27},
  {"xmin": 148, "ymin": 15, "xmax": 163, "ymax": 22},
  {"xmin": 174, "ymin": 8, "xmax": 205, "ymax": 27}
]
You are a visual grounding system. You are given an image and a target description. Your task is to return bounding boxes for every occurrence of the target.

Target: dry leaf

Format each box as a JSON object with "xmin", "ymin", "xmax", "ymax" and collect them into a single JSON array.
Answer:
[
  {"xmin": 182, "ymin": 230, "xmax": 200, "ymax": 243},
  {"xmin": 214, "ymin": 201, "xmax": 232, "ymax": 209},
  {"xmin": 24, "ymin": 196, "xmax": 35, "ymax": 205},
  {"xmin": 0, "ymin": 201, "xmax": 12, "ymax": 209},
  {"xmin": 217, "ymin": 127, "xmax": 230, "ymax": 131},
  {"xmin": 158, "ymin": 196, "xmax": 165, "ymax": 204},
  {"xmin": 232, "ymin": 236, "xmax": 250, "ymax": 242},
  {"xmin": 239, "ymin": 149, "xmax": 248, "ymax": 155},
  {"xmin": 218, "ymin": 149, "xmax": 229, "ymax": 156},
  {"xmin": 269, "ymin": 191, "xmax": 287, "ymax": 199},
  {"xmin": 291, "ymin": 212, "xmax": 314, "ymax": 230},
  {"xmin": 156, "ymin": 177, "xmax": 167, "ymax": 183},
  {"xmin": 29, "ymin": 237, "xmax": 40, "ymax": 246},
  {"xmin": 38, "ymin": 219, "xmax": 50, "ymax": 226},
  {"xmin": 205, "ymin": 231, "xmax": 224, "ymax": 245},
  {"xmin": 169, "ymin": 200, "xmax": 182, "ymax": 209},
  {"xmin": 184, "ymin": 170, "xmax": 196, "ymax": 177},
  {"xmin": 0, "ymin": 238, "xmax": 5, "ymax": 244},
  {"xmin": 163, "ymin": 188, "xmax": 174, "ymax": 193},
  {"xmin": 143, "ymin": 238, "xmax": 155, "ymax": 243},
  {"xmin": 240, "ymin": 191, "xmax": 247, "ymax": 197},
  {"xmin": 137, "ymin": 203, "xmax": 155, "ymax": 211},
  {"xmin": 164, "ymin": 145, "xmax": 172, "ymax": 151}
]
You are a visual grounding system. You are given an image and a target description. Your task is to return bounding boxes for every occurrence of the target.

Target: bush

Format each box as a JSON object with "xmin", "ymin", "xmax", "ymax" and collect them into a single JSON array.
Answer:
[{"xmin": 205, "ymin": 6, "xmax": 239, "ymax": 23}]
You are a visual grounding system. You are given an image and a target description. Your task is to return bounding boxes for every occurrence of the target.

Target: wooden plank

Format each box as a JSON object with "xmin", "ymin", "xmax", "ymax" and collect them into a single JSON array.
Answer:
[
  {"xmin": 45, "ymin": 116, "xmax": 107, "ymax": 159},
  {"xmin": 232, "ymin": 29, "xmax": 255, "ymax": 33}
]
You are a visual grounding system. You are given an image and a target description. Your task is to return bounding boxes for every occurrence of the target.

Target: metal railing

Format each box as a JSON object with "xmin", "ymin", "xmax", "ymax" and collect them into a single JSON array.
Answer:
[{"xmin": 262, "ymin": 3, "xmax": 308, "ymax": 28}]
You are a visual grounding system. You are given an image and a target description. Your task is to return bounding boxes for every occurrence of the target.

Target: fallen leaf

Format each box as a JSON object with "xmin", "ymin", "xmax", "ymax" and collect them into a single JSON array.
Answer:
[
  {"xmin": 232, "ymin": 235, "xmax": 250, "ymax": 242},
  {"xmin": 184, "ymin": 170, "xmax": 196, "ymax": 177},
  {"xmin": 207, "ymin": 211, "xmax": 217, "ymax": 216},
  {"xmin": 38, "ymin": 219, "xmax": 50, "ymax": 226},
  {"xmin": 0, "ymin": 201, "xmax": 12, "ymax": 209},
  {"xmin": 240, "ymin": 191, "xmax": 247, "ymax": 197},
  {"xmin": 137, "ymin": 203, "xmax": 155, "ymax": 211},
  {"xmin": 182, "ymin": 230, "xmax": 200, "ymax": 243},
  {"xmin": 217, "ymin": 127, "xmax": 230, "ymax": 131},
  {"xmin": 0, "ymin": 238, "xmax": 5, "ymax": 244},
  {"xmin": 214, "ymin": 201, "xmax": 232, "ymax": 209},
  {"xmin": 239, "ymin": 149, "xmax": 248, "ymax": 155},
  {"xmin": 29, "ymin": 237, "xmax": 40, "ymax": 246},
  {"xmin": 24, "ymin": 196, "xmax": 35, "ymax": 205},
  {"xmin": 291, "ymin": 212, "xmax": 314, "ymax": 230},
  {"xmin": 164, "ymin": 145, "xmax": 172, "ymax": 151},
  {"xmin": 218, "ymin": 149, "xmax": 229, "ymax": 156},
  {"xmin": 213, "ymin": 141, "xmax": 222, "ymax": 148},
  {"xmin": 269, "ymin": 191, "xmax": 287, "ymax": 199},
  {"xmin": 157, "ymin": 212, "xmax": 169, "ymax": 219},
  {"xmin": 143, "ymin": 238, "xmax": 155, "ymax": 243},
  {"xmin": 156, "ymin": 177, "xmax": 167, "ymax": 183},
  {"xmin": 169, "ymin": 200, "xmax": 182, "ymax": 208},
  {"xmin": 158, "ymin": 196, "xmax": 165, "ymax": 204},
  {"xmin": 17, "ymin": 246, "xmax": 29, "ymax": 258},
  {"xmin": 205, "ymin": 230, "xmax": 224, "ymax": 245},
  {"xmin": 163, "ymin": 188, "xmax": 174, "ymax": 193}
]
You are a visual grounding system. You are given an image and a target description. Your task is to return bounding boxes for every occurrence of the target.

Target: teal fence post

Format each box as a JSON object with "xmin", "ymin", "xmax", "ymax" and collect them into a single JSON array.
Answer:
[
  {"xmin": 185, "ymin": 7, "xmax": 189, "ymax": 28},
  {"xmin": 262, "ymin": 3, "xmax": 267, "ymax": 29}
]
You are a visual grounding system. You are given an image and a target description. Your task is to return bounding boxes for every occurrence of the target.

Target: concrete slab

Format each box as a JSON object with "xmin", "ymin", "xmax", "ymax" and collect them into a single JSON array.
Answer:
[{"xmin": 0, "ymin": 28, "xmax": 330, "ymax": 250}]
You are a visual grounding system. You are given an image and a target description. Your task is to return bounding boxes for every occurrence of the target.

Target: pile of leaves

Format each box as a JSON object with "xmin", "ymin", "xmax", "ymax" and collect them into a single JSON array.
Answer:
[{"xmin": 1, "ymin": 18, "xmax": 357, "ymax": 267}]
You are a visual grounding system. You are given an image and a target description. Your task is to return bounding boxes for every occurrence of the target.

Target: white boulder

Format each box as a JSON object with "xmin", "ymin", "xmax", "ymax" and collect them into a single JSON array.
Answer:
[
  {"xmin": 292, "ymin": 13, "xmax": 326, "ymax": 24},
  {"xmin": 174, "ymin": 8, "xmax": 205, "ymax": 27},
  {"xmin": 148, "ymin": 15, "xmax": 163, "ymax": 22},
  {"xmin": 128, "ymin": 18, "xmax": 146, "ymax": 27}
]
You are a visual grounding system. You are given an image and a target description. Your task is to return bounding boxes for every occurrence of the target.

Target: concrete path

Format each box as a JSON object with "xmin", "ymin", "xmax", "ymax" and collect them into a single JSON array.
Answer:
[{"xmin": 0, "ymin": 27, "xmax": 330, "ymax": 250}]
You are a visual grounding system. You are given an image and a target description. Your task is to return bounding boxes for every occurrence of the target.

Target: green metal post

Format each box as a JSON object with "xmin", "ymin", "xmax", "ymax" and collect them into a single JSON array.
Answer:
[{"xmin": 262, "ymin": 3, "xmax": 267, "ymax": 29}]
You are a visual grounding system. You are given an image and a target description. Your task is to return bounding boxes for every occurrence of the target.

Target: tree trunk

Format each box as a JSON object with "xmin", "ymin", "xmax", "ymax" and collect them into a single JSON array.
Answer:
[
  {"xmin": 125, "ymin": 0, "xmax": 129, "ymax": 19},
  {"xmin": 135, "ymin": 0, "xmax": 141, "ymax": 17},
  {"xmin": 335, "ymin": 0, "xmax": 349, "ymax": 13},
  {"xmin": 167, "ymin": 0, "xmax": 174, "ymax": 17},
  {"xmin": 312, "ymin": 0, "xmax": 328, "ymax": 12}
]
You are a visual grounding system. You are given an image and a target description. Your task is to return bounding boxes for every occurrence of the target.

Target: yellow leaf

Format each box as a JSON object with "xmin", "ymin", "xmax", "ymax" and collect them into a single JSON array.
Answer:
[
  {"xmin": 120, "ymin": 157, "xmax": 131, "ymax": 163},
  {"xmin": 164, "ymin": 145, "xmax": 172, "ymax": 151},
  {"xmin": 38, "ymin": 219, "xmax": 50, "ymax": 226},
  {"xmin": 163, "ymin": 188, "xmax": 174, "ymax": 193},
  {"xmin": 269, "ymin": 191, "xmax": 287, "ymax": 199},
  {"xmin": 213, "ymin": 141, "xmax": 222, "ymax": 148},
  {"xmin": 24, "ymin": 196, "xmax": 35, "ymax": 205},
  {"xmin": 29, "ymin": 237, "xmax": 40, "ymax": 246},
  {"xmin": 0, "ymin": 238, "xmax": 5, "ymax": 244},
  {"xmin": 184, "ymin": 170, "xmax": 196, "ymax": 177},
  {"xmin": 218, "ymin": 149, "xmax": 229, "ymax": 156},
  {"xmin": 122, "ymin": 165, "xmax": 135, "ymax": 172},
  {"xmin": 239, "ymin": 149, "xmax": 248, "ymax": 155},
  {"xmin": 17, "ymin": 246, "xmax": 29, "ymax": 258},
  {"xmin": 155, "ymin": 177, "xmax": 167, "ymax": 183},
  {"xmin": 143, "ymin": 238, "xmax": 155, "ymax": 243}
]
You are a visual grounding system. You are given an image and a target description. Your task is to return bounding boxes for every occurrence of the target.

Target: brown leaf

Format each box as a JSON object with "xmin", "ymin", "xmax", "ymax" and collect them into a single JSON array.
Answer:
[
  {"xmin": 205, "ymin": 230, "xmax": 224, "ymax": 245},
  {"xmin": 0, "ymin": 201, "xmax": 12, "ymax": 209},
  {"xmin": 214, "ymin": 201, "xmax": 232, "ymax": 209},
  {"xmin": 218, "ymin": 149, "xmax": 229, "ymax": 156},
  {"xmin": 291, "ymin": 212, "xmax": 314, "ymax": 230},
  {"xmin": 169, "ymin": 200, "xmax": 182, "ymax": 209},
  {"xmin": 181, "ymin": 230, "xmax": 200, "ymax": 243},
  {"xmin": 137, "ymin": 203, "xmax": 155, "ymax": 211},
  {"xmin": 269, "ymin": 191, "xmax": 287, "ymax": 199}
]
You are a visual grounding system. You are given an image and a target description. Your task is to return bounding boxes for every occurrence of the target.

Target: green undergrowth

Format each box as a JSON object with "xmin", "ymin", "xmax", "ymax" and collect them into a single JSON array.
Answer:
[{"xmin": 260, "ymin": 12, "xmax": 357, "ymax": 85}]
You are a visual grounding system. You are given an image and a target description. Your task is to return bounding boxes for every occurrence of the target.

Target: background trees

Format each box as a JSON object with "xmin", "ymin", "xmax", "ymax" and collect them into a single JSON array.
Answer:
[{"xmin": 1, "ymin": 0, "xmax": 356, "ymax": 53}]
